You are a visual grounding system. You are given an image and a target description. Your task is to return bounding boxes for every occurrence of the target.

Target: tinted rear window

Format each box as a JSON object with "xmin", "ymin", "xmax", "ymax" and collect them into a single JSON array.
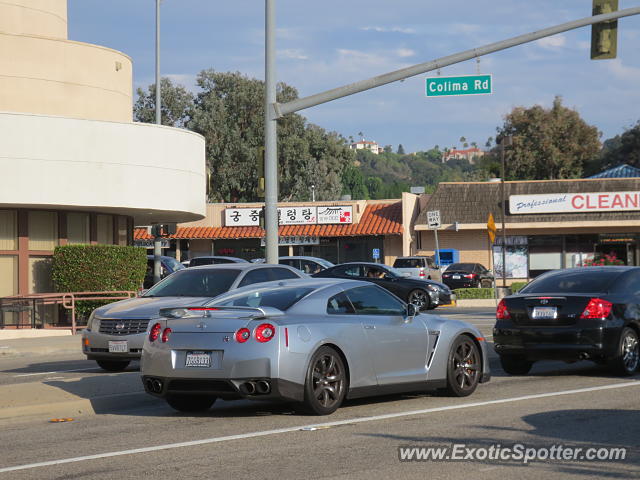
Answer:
[
  {"xmin": 393, "ymin": 258, "xmax": 424, "ymax": 268},
  {"xmin": 446, "ymin": 263, "xmax": 475, "ymax": 272},
  {"xmin": 520, "ymin": 270, "xmax": 622, "ymax": 294},
  {"xmin": 145, "ymin": 269, "xmax": 239, "ymax": 297}
]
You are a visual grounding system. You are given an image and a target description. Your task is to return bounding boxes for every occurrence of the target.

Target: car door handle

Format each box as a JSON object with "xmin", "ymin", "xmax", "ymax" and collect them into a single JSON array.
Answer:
[{"xmin": 364, "ymin": 324, "xmax": 376, "ymax": 330}]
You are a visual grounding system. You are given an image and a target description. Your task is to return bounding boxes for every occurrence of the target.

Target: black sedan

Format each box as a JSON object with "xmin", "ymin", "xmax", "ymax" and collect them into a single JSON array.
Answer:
[
  {"xmin": 442, "ymin": 263, "xmax": 494, "ymax": 289},
  {"xmin": 312, "ymin": 262, "xmax": 453, "ymax": 310},
  {"xmin": 493, "ymin": 266, "xmax": 640, "ymax": 376}
]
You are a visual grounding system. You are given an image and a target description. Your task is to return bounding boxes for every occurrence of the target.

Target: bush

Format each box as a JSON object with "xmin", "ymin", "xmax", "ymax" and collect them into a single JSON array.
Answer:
[
  {"xmin": 52, "ymin": 245, "xmax": 147, "ymax": 317},
  {"xmin": 453, "ymin": 288, "xmax": 495, "ymax": 299},
  {"xmin": 510, "ymin": 282, "xmax": 528, "ymax": 293}
]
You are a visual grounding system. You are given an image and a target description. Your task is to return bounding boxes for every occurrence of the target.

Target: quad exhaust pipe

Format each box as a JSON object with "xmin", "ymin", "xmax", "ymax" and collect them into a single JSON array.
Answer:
[{"xmin": 239, "ymin": 380, "xmax": 271, "ymax": 395}]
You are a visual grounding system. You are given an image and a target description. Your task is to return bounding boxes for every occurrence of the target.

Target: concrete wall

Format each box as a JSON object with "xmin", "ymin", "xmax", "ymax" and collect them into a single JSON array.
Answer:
[
  {"xmin": 0, "ymin": 0, "xmax": 67, "ymax": 38},
  {"xmin": 0, "ymin": 112, "xmax": 206, "ymax": 224}
]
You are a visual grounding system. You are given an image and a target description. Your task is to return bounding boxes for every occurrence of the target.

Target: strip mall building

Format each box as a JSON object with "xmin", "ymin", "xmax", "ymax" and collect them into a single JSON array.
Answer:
[
  {"xmin": 414, "ymin": 178, "xmax": 640, "ymax": 283},
  {"xmin": 135, "ymin": 194, "xmax": 422, "ymax": 265}
]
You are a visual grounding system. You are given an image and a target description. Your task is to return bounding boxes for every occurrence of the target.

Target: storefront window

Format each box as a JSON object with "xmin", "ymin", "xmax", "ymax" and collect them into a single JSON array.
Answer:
[
  {"xmin": 117, "ymin": 217, "xmax": 128, "ymax": 246},
  {"xmin": 67, "ymin": 212, "xmax": 90, "ymax": 244},
  {"xmin": 565, "ymin": 235, "xmax": 597, "ymax": 268},
  {"xmin": 29, "ymin": 256, "xmax": 53, "ymax": 293},
  {"xmin": 0, "ymin": 210, "xmax": 17, "ymax": 251},
  {"xmin": 0, "ymin": 256, "xmax": 18, "ymax": 296},
  {"xmin": 528, "ymin": 236, "xmax": 562, "ymax": 277},
  {"xmin": 28, "ymin": 211, "xmax": 58, "ymax": 251},
  {"xmin": 97, "ymin": 215, "xmax": 114, "ymax": 245}
]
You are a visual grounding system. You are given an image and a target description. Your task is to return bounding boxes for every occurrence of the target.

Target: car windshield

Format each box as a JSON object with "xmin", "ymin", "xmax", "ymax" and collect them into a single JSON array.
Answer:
[
  {"xmin": 446, "ymin": 263, "xmax": 475, "ymax": 272},
  {"xmin": 163, "ymin": 257, "xmax": 185, "ymax": 271},
  {"xmin": 210, "ymin": 287, "xmax": 315, "ymax": 311},
  {"xmin": 520, "ymin": 269, "xmax": 622, "ymax": 294},
  {"xmin": 314, "ymin": 258, "xmax": 334, "ymax": 268},
  {"xmin": 393, "ymin": 258, "xmax": 422, "ymax": 268},
  {"xmin": 144, "ymin": 269, "xmax": 239, "ymax": 297}
]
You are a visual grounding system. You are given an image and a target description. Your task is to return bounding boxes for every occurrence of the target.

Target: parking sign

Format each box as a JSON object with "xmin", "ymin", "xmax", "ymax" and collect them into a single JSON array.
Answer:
[{"xmin": 372, "ymin": 248, "xmax": 380, "ymax": 260}]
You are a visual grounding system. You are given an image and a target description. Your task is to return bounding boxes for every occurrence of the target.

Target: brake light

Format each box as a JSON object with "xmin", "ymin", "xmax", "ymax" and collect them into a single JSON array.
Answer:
[
  {"xmin": 235, "ymin": 327, "xmax": 251, "ymax": 343},
  {"xmin": 496, "ymin": 299, "xmax": 510, "ymax": 320},
  {"xmin": 161, "ymin": 327, "xmax": 172, "ymax": 343},
  {"xmin": 463, "ymin": 273, "xmax": 477, "ymax": 279},
  {"xmin": 149, "ymin": 322, "xmax": 162, "ymax": 342},
  {"xmin": 580, "ymin": 298, "xmax": 613, "ymax": 319},
  {"xmin": 255, "ymin": 323, "xmax": 276, "ymax": 343}
]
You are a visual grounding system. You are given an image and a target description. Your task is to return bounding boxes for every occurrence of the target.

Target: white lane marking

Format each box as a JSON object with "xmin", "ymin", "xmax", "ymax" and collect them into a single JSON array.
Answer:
[
  {"xmin": 13, "ymin": 368, "xmax": 98, "ymax": 378},
  {"xmin": 1, "ymin": 380, "xmax": 639, "ymax": 473}
]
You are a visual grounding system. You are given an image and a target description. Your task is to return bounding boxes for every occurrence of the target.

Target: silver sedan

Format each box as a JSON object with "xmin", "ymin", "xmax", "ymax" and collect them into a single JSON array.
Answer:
[{"xmin": 141, "ymin": 278, "xmax": 490, "ymax": 415}]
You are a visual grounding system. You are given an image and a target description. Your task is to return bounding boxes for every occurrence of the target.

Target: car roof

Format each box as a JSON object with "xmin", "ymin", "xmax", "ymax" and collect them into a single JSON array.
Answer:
[
  {"xmin": 209, "ymin": 277, "xmax": 370, "ymax": 299},
  {"xmin": 189, "ymin": 256, "xmax": 248, "ymax": 262},
  {"xmin": 395, "ymin": 256, "xmax": 430, "ymax": 259},
  {"xmin": 334, "ymin": 262, "xmax": 391, "ymax": 267},
  {"xmin": 187, "ymin": 263, "xmax": 302, "ymax": 272},
  {"xmin": 280, "ymin": 256, "xmax": 328, "ymax": 261}
]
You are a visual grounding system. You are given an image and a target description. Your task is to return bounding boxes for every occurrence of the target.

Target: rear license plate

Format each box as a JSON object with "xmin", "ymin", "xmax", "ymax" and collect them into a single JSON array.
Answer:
[
  {"xmin": 452, "ymin": 275, "xmax": 461, "ymax": 279},
  {"xmin": 108, "ymin": 341, "xmax": 128, "ymax": 353},
  {"xmin": 185, "ymin": 351, "xmax": 212, "ymax": 368},
  {"xmin": 531, "ymin": 306, "xmax": 557, "ymax": 319}
]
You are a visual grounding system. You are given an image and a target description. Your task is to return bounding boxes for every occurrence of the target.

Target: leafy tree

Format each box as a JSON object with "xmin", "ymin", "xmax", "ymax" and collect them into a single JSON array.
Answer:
[
  {"xmin": 459, "ymin": 136, "xmax": 466, "ymax": 144},
  {"xmin": 485, "ymin": 136, "xmax": 494, "ymax": 148},
  {"xmin": 365, "ymin": 176, "xmax": 385, "ymax": 199},
  {"xmin": 397, "ymin": 144, "xmax": 405, "ymax": 155},
  {"xmin": 383, "ymin": 145, "xmax": 393, "ymax": 154},
  {"xmin": 495, "ymin": 96, "xmax": 600, "ymax": 180},
  {"xmin": 599, "ymin": 121, "xmax": 640, "ymax": 170},
  {"xmin": 341, "ymin": 163, "xmax": 369, "ymax": 199},
  {"xmin": 134, "ymin": 77, "xmax": 194, "ymax": 127}
]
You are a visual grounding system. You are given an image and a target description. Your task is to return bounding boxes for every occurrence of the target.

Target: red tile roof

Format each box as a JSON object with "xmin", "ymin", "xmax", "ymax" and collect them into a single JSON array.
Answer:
[{"xmin": 134, "ymin": 202, "xmax": 403, "ymax": 240}]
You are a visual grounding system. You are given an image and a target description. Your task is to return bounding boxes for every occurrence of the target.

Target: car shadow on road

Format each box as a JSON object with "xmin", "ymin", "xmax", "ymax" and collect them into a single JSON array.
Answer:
[
  {"xmin": 359, "ymin": 408, "xmax": 640, "ymax": 477},
  {"xmin": 2, "ymin": 359, "xmax": 139, "ymax": 375},
  {"xmin": 488, "ymin": 356, "xmax": 635, "ymax": 379}
]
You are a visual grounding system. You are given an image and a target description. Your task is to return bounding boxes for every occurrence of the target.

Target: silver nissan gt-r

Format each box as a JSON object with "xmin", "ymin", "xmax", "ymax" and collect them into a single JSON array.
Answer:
[{"xmin": 141, "ymin": 278, "xmax": 490, "ymax": 415}]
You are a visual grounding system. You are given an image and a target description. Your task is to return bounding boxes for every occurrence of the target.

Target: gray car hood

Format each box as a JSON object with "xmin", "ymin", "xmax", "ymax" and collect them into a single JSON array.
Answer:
[{"xmin": 94, "ymin": 296, "xmax": 212, "ymax": 319}]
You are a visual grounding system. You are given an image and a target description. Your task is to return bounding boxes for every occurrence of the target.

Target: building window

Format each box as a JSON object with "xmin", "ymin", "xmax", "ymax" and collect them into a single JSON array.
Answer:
[
  {"xmin": 0, "ymin": 255, "xmax": 18, "ymax": 296},
  {"xmin": 0, "ymin": 210, "xmax": 17, "ymax": 251},
  {"xmin": 117, "ymin": 216, "xmax": 128, "ymax": 246},
  {"xmin": 29, "ymin": 256, "xmax": 53, "ymax": 293},
  {"xmin": 97, "ymin": 215, "xmax": 114, "ymax": 245},
  {"xmin": 67, "ymin": 213, "xmax": 90, "ymax": 244},
  {"xmin": 28, "ymin": 211, "xmax": 58, "ymax": 251}
]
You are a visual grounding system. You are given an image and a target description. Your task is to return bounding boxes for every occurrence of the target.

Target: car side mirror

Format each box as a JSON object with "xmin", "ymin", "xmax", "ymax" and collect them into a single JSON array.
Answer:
[{"xmin": 406, "ymin": 303, "xmax": 419, "ymax": 318}]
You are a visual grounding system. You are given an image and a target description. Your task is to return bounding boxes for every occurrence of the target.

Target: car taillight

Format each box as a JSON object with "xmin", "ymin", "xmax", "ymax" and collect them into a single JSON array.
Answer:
[
  {"xmin": 580, "ymin": 298, "xmax": 613, "ymax": 319},
  {"xmin": 496, "ymin": 299, "xmax": 510, "ymax": 320},
  {"xmin": 149, "ymin": 322, "xmax": 162, "ymax": 342},
  {"xmin": 463, "ymin": 273, "xmax": 476, "ymax": 279},
  {"xmin": 161, "ymin": 327, "xmax": 172, "ymax": 343},
  {"xmin": 255, "ymin": 323, "xmax": 276, "ymax": 343},
  {"xmin": 235, "ymin": 327, "xmax": 251, "ymax": 343}
]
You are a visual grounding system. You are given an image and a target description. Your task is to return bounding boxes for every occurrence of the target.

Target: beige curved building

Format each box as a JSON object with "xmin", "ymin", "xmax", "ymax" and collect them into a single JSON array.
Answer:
[{"xmin": 0, "ymin": 0, "xmax": 206, "ymax": 302}]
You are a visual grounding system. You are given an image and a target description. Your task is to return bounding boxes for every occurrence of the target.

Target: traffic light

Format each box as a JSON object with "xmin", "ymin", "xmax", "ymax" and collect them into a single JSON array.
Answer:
[
  {"xmin": 257, "ymin": 147, "xmax": 265, "ymax": 198},
  {"xmin": 591, "ymin": 0, "xmax": 618, "ymax": 60}
]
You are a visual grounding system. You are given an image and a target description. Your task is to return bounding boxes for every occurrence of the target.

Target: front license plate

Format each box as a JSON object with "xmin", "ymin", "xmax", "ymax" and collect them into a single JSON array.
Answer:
[
  {"xmin": 531, "ymin": 306, "xmax": 557, "ymax": 319},
  {"xmin": 185, "ymin": 351, "xmax": 212, "ymax": 368},
  {"xmin": 452, "ymin": 275, "xmax": 461, "ymax": 279},
  {"xmin": 108, "ymin": 340, "xmax": 128, "ymax": 353}
]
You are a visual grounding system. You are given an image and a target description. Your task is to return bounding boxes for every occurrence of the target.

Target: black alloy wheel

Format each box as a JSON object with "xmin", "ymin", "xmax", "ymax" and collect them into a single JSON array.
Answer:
[
  {"xmin": 166, "ymin": 394, "xmax": 217, "ymax": 412},
  {"xmin": 96, "ymin": 360, "xmax": 130, "ymax": 372},
  {"xmin": 444, "ymin": 336, "xmax": 481, "ymax": 397},
  {"xmin": 499, "ymin": 355, "xmax": 533, "ymax": 375},
  {"xmin": 609, "ymin": 327, "xmax": 640, "ymax": 376},
  {"xmin": 407, "ymin": 289, "xmax": 431, "ymax": 311},
  {"xmin": 302, "ymin": 346, "xmax": 347, "ymax": 415}
]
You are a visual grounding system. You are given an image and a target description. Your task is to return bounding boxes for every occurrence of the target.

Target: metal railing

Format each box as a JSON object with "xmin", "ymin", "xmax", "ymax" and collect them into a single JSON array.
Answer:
[{"xmin": 0, "ymin": 291, "xmax": 137, "ymax": 334}]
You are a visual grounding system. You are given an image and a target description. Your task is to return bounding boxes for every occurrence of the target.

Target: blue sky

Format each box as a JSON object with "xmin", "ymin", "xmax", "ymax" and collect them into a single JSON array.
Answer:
[{"xmin": 68, "ymin": 0, "xmax": 640, "ymax": 154}]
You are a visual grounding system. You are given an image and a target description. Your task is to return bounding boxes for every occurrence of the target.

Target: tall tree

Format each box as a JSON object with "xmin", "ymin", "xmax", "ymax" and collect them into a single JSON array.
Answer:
[
  {"xmin": 133, "ymin": 77, "xmax": 194, "ymax": 127},
  {"xmin": 495, "ymin": 96, "xmax": 600, "ymax": 180},
  {"xmin": 599, "ymin": 121, "xmax": 640, "ymax": 170},
  {"xmin": 397, "ymin": 144, "xmax": 405, "ymax": 155},
  {"xmin": 341, "ymin": 163, "xmax": 369, "ymax": 199}
]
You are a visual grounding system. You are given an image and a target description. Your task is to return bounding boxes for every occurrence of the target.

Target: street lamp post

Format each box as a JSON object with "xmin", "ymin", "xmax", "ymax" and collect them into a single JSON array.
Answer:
[
  {"xmin": 153, "ymin": 0, "xmax": 162, "ymax": 285},
  {"xmin": 499, "ymin": 136, "xmax": 512, "ymax": 289},
  {"xmin": 311, "ymin": 184, "xmax": 316, "ymax": 202}
]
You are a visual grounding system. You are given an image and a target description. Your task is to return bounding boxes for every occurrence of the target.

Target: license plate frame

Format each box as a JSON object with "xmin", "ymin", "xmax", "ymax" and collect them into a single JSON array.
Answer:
[
  {"xmin": 185, "ymin": 351, "xmax": 214, "ymax": 368},
  {"xmin": 531, "ymin": 306, "xmax": 558, "ymax": 320},
  {"xmin": 108, "ymin": 340, "xmax": 128, "ymax": 353}
]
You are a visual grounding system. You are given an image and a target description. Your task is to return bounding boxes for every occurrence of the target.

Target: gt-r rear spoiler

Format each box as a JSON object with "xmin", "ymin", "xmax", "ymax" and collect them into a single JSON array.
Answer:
[{"xmin": 159, "ymin": 306, "xmax": 285, "ymax": 320}]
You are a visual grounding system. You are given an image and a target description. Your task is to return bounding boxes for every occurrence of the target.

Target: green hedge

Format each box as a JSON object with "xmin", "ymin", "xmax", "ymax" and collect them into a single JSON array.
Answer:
[
  {"xmin": 510, "ymin": 282, "xmax": 528, "ymax": 293},
  {"xmin": 52, "ymin": 245, "xmax": 147, "ymax": 317},
  {"xmin": 453, "ymin": 288, "xmax": 495, "ymax": 299}
]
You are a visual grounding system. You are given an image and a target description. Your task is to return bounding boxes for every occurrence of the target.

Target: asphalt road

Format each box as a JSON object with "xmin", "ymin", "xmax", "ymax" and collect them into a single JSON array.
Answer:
[{"xmin": 1, "ymin": 307, "xmax": 638, "ymax": 479}]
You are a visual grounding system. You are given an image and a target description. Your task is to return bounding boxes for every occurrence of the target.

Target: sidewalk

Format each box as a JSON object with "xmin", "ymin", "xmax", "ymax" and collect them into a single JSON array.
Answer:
[{"xmin": 0, "ymin": 334, "xmax": 81, "ymax": 358}]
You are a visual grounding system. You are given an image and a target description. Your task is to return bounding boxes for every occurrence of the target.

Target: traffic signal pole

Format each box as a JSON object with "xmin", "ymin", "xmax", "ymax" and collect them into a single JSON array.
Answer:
[{"xmin": 263, "ymin": 5, "xmax": 640, "ymax": 261}]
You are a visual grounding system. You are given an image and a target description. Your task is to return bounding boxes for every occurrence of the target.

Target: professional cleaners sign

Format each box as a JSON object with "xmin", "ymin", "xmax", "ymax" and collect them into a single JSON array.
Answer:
[{"xmin": 510, "ymin": 191, "xmax": 640, "ymax": 214}]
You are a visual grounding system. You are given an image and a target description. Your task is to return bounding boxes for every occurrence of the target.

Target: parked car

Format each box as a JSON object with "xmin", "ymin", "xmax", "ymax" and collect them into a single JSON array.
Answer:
[
  {"xmin": 493, "ymin": 266, "xmax": 640, "ymax": 376},
  {"xmin": 82, "ymin": 264, "xmax": 306, "ymax": 371},
  {"xmin": 145, "ymin": 255, "xmax": 185, "ymax": 289},
  {"xmin": 442, "ymin": 263, "xmax": 494, "ymax": 289},
  {"xmin": 278, "ymin": 256, "xmax": 335, "ymax": 274},
  {"xmin": 393, "ymin": 256, "xmax": 442, "ymax": 282},
  {"xmin": 141, "ymin": 278, "xmax": 490, "ymax": 414},
  {"xmin": 312, "ymin": 262, "xmax": 453, "ymax": 310},
  {"xmin": 188, "ymin": 256, "xmax": 249, "ymax": 267}
]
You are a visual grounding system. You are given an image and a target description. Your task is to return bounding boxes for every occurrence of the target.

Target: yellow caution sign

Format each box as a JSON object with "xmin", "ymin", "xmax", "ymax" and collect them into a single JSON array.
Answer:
[{"xmin": 487, "ymin": 213, "xmax": 497, "ymax": 243}]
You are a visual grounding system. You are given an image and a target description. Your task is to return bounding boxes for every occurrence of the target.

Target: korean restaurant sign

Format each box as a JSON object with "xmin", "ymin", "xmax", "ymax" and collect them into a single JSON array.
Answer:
[
  {"xmin": 509, "ymin": 192, "xmax": 640, "ymax": 214},
  {"xmin": 260, "ymin": 236, "xmax": 320, "ymax": 246},
  {"xmin": 225, "ymin": 206, "xmax": 353, "ymax": 226}
]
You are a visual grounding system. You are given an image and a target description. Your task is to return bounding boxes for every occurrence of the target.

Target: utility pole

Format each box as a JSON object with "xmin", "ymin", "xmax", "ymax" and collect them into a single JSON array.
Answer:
[
  {"xmin": 264, "ymin": 0, "xmax": 278, "ymax": 264},
  {"xmin": 499, "ymin": 136, "xmax": 512, "ymax": 289},
  {"xmin": 153, "ymin": 0, "xmax": 162, "ymax": 284}
]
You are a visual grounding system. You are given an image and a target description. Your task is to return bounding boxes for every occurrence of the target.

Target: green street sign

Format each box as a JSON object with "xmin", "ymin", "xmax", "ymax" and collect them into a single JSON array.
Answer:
[{"xmin": 425, "ymin": 74, "xmax": 492, "ymax": 97}]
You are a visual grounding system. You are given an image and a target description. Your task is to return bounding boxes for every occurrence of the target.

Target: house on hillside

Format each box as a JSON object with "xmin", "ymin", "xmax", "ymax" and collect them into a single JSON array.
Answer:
[
  {"xmin": 442, "ymin": 147, "xmax": 485, "ymax": 164},
  {"xmin": 350, "ymin": 139, "xmax": 383, "ymax": 155}
]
